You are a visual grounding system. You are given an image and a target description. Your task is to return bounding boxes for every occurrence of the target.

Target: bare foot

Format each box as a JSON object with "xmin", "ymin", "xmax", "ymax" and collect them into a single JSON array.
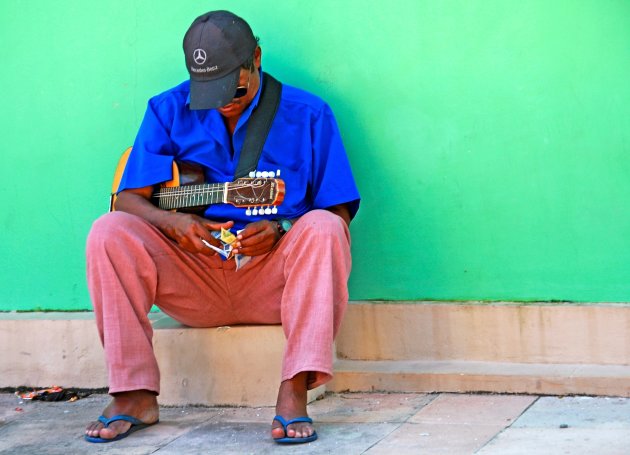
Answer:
[
  {"xmin": 85, "ymin": 390, "xmax": 159, "ymax": 441},
  {"xmin": 271, "ymin": 372, "xmax": 315, "ymax": 440}
]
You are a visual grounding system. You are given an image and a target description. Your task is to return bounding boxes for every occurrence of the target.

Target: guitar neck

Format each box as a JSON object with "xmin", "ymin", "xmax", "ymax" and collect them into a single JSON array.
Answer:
[
  {"xmin": 154, "ymin": 183, "xmax": 226, "ymax": 210},
  {"xmin": 111, "ymin": 152, "xmax": 285, "ymax": 213}
]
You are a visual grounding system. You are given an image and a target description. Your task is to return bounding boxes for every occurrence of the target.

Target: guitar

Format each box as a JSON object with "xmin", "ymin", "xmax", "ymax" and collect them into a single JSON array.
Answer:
[{"xmin": 110, "ymin": 147, "xmax": 285, "ymax": 214}]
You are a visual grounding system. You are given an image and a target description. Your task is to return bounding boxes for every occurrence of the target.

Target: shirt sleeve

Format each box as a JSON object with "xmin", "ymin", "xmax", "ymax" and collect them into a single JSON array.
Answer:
[
  {"xmin": 310, "ymin": 104, "xmax": 361, "ymax": 219},
  {"xmin": 117, "ymin": 97, "xmax": 177, "ymax": 192}
]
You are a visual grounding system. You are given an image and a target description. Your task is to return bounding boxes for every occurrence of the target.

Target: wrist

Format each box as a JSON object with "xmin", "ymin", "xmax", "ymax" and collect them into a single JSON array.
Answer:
[{"xmin": 275, "ymin": 218, "xmax": 293, "ymax": 237}]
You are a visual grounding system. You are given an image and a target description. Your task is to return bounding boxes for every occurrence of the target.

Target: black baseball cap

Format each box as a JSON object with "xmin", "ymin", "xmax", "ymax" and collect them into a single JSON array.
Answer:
[{"xmin": 183, "ymin": 11, "xmax": 257, "ymax": 110}]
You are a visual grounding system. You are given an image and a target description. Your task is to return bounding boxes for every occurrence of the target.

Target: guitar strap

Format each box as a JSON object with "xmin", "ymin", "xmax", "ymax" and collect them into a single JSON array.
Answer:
[{"xmin": 234, "ymin": 73, "xmax": 282, "ymax": 179}]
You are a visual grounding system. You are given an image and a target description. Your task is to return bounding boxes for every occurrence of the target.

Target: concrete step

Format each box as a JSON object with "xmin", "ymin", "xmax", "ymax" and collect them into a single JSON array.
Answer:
[
  {"xmin": 152, "ymin": 316, "xmax": 325, "ymax": 406},
  {"xmin": 331, "ymin": 303, "xmax": 630, "ymax": 397},
  {"xmin": 0, "ymin": 312, "xmax": 324, "ymax": 407},
  {"xmin": 337, "ymin": 302, "xmax": 630, "ymax": 364},
  {"xmin": 329, "ymin": 359, "xmax": 630, "ymax": 397}
]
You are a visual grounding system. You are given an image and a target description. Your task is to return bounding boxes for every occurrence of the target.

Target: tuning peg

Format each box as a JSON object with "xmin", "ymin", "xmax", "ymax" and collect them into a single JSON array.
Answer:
[
  {"xmin": 252, "ymin": 208, "xmax": 259, "ymax": 215},
  {"xmin": 249, "ymin": 171, "xmax": 256, "ymax": 178},
  {"xmin": 255, "ymin": 171, "xmax": 262, "ymax": 178},
  {"xmin": 268, "ymin": 171, "xmax": 275, "ymax": 178},
  {"xmin": 271, "ymin": 207, "xmax": 278, "ymax": 214},
  {"xmin": 262, "ymin": 171, "xmax": 269, "ymax": 178},
  {"xmin": 246, "ymin": 208, "xmax": 252, "ymax": 216},
  {"xmin": 264, "ymin": 207, "xmax": 272, "ymax": 215},
  {"xmin": 276, "ymin": 169, "xmax": 281, "ymax": 177}
]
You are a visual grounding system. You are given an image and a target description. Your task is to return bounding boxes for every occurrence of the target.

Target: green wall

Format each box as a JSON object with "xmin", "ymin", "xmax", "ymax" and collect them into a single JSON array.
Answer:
[{"xmin": 2, "ymin": 1, "xmax": 630, "ymax": 310}]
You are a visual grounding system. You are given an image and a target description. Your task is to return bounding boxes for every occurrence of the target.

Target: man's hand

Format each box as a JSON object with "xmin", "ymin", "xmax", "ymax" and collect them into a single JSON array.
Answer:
[
  {"xmin": 160, "ymin": 212, "xmax": 234, "ymax": 255},
  {"xmin": 233, "ymin": 220, "xmax": 280, "ymax": 257},
  {"xmin": 115, "ymin": 188, "xmax": 233, "ymax": 256}
]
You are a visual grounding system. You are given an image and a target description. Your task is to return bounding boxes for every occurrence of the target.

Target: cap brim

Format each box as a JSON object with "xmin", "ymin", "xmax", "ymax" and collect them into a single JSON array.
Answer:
[{"xmin": 189, "ymin": 67, "xmax": 240, "ymax": 110}]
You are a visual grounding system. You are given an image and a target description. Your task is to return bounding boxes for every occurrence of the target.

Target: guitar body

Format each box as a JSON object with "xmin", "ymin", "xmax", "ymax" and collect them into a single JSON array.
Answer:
[
  {"xmin": 111, "ymin": 147, "xmax": 196, "ymax": 211},
  {"xmin": 110, "ymin": 147, "xmax": 284, "ymax": 213},
  {"xmin": 153, "ymin": 160, "xmax": 206, "ymax": 214},
  {"xmin": 109, "ymin": 147, "xmax": 133, "ymax": 211}
]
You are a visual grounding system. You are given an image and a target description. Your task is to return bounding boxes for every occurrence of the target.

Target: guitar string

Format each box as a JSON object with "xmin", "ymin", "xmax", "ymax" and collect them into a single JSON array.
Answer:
[
  {"xmin": 154, "ymin": 182, "xmax": 277, "ymax": 209},
  {"xmin": 153, "ymin": 182, "xmax": 272, "ymax": 198}
]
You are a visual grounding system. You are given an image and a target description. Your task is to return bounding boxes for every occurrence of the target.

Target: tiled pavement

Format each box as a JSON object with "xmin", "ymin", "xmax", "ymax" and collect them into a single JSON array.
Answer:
[{"xmin": 1, "ymin": 392, "xmax": 629, "ymax": 454}]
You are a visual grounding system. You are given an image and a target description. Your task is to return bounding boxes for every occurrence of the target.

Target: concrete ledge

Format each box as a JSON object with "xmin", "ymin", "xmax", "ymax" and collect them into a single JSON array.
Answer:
[
  {"xmin": 0, "ymin": 313, "xmax": 323, "ymax": 406},
  {"xmin": 0, "ymin": 313, "xmax": 108, "ymax": 388},
  {"xmin": 153, "ymin": 317, "xmax": 324, "ymax": 406},
  {"xmin": 330, "ymin": 359, "xmax": 630, "ymax": 397},
  {"xmin": 154, "ymin": 319, "xmax": 285, "ymax": 406},
  {"xmin": 153, "ymin": 318, "xmax": 326, "ymax": 406}
]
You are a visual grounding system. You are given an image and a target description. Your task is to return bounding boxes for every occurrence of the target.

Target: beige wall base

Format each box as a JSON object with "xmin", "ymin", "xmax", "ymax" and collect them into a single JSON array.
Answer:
[
  {"xmin": 2, "ymin": 302, "xmax": 629, "ymax": 402},
  {"xmin": 337, "ymin": 302, "xmax": 630, "ymax": 364},
  {"xmin": 0, "ymin": 313, "xmax": 108, "ymax": 389}
]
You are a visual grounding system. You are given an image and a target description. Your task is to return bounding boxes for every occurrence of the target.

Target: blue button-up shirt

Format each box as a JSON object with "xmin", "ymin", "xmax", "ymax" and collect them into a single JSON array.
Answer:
[{"xmin": 119, "ymin": 72, "xmax": 360, "ymax": 231}]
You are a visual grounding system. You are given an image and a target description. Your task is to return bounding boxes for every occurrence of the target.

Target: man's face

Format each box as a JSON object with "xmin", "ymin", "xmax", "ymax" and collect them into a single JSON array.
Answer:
[{"xmin": 217, "ymin": 47, "xmax": 262, "ymax": 119}]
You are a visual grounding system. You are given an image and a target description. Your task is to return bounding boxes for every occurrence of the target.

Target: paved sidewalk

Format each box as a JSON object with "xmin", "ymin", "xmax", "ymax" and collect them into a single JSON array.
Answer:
[{"xmin": 0, "ymin": 392, "xmax": 629, "ymax": 454}]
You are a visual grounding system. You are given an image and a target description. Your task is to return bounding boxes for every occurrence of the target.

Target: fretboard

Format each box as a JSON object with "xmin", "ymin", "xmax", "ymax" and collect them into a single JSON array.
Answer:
[{"xmin": 153, "ymin": 183, "xmax": 226, "ymax": 210}]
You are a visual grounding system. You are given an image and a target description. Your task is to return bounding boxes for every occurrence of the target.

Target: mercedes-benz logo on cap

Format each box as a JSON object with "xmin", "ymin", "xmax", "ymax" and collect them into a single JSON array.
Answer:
[{"xmin": 193, "ymin": 49, "xmax": 207, "ymax": 65}]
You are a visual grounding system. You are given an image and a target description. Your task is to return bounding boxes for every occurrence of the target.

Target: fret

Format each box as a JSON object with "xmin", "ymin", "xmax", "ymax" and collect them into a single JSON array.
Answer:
[{"xmin": 152, "ymin": 178, "xmax": 283, "ymax": 211}]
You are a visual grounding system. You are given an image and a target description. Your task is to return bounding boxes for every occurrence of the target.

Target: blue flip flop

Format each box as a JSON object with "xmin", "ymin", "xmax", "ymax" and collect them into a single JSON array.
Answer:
[
  {"xmin": 272, "ymin": 415, "xmax": 318, "ymax": 444},
  {"xmin": 84, "ymin": 414, "xmax": 158, "ymax": 443}
]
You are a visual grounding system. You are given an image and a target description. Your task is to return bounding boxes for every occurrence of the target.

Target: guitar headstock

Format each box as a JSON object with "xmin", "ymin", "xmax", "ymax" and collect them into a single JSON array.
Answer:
[{"xmin": 226, "ymin": 178, "xmax": 286, "ymax": 212}]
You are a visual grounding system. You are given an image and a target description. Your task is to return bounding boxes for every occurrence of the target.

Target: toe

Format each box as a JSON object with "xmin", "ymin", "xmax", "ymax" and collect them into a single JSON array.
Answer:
[
  {"xmin": 85, "ymin": 421, "xmax": 103, "ymax": 436},
  {"xmin": 100, "ymin": 421, "xmax": 131, "ymax": 440},
  {"xmin": 85, "ymin": 419, "xmax": 132, "ymax": 440},
  {"xmin": 271, "ymin": 423, "xmax": 286, "ymax": 439},
  {"xmin": 289, "ymin": 422, "xmax": 313, "ymax": 439},
  {"xmin": 271, "ymin": 418, "xmax": 315, "ymax": 441}
]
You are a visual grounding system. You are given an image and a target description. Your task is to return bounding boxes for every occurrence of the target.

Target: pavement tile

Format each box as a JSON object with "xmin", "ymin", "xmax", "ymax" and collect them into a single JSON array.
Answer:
[
  {"xmin": 409, "ymin": 393, "xmax": 537, "ymax": 425},
  {"xmin": 204, "ymin": 405, "xmax": 277, "ymax": 423},
  {"xmin": 364, "ymin": 394, "xmax": 537, "ymax": 455},
  {"xmin": 1, "ymin": 394, "xmax": 110, "ymax": 422},
  {"xmin": 0, "ymin": 419, "xmax": 164, "ymax": 455},
  {"xmin": 206, "ymin": 392, "xmax": 435, "ymax": 426},
  {"xmin": 156, "ymin": 421, "xmax": 400, "ymax": 455},
  {"xmin": 0, "ymin": 393, "xmax": 37, "ymax": 423},
  {"xmin": 309, "ymin": 392, "xmax": 435, "ymax": 423},
  {"xmin": 511, "ymin": 396, "xmax": 630, "ymax": 429},
  {"xmin": 477, "ymin": 396, "xmax": 630, "ymax": 455},
  {"xmin": 365, "ymin": 422, "xmax": 505, "ymax": 455},
  {"xmin": 0, "ymin": 394, "xmax": 220, "ymax": 455},
  {"xmin": 477, "ymin": 428, "xmax": 630, "ymax": 454}
]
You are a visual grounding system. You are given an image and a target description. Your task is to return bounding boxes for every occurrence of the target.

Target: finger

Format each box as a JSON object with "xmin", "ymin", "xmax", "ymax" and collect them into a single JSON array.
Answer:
[
  {"xmin": 234, "ymin": 244, "xmax": 270, "ymax": 256},
  {"xmin": 237, "ymin": 221, "xmax": 270, "ymax": 239},
  {"xmin": 234, "ymin": 236, "xmax": 275, "ymax": 256},
  {"xmin": 190, "ymin": 223, "xmax": 224, "ymax": 252},
  {"xmin": 203, "ymin": 219, "xmax": 234, "ymax": 231},
  {"xmin": 176, "ymin": 227, "xmax": 218, "ymax": 255},
  {"xmin": 235, "ymin": 229, "xmax": 268, "ymax": 249}
]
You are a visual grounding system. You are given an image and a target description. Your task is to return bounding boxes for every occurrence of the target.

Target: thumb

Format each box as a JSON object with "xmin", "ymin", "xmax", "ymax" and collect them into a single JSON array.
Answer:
[{"xmin": 203, "ymin": 219, "xmax": 234, "ymax": 231}]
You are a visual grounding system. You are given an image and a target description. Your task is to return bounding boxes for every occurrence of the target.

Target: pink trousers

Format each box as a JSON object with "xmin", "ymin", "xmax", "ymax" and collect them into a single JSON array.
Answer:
[{"xmin": 86, "ymin": 209, "xmax": 351, "ymax": 395}]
